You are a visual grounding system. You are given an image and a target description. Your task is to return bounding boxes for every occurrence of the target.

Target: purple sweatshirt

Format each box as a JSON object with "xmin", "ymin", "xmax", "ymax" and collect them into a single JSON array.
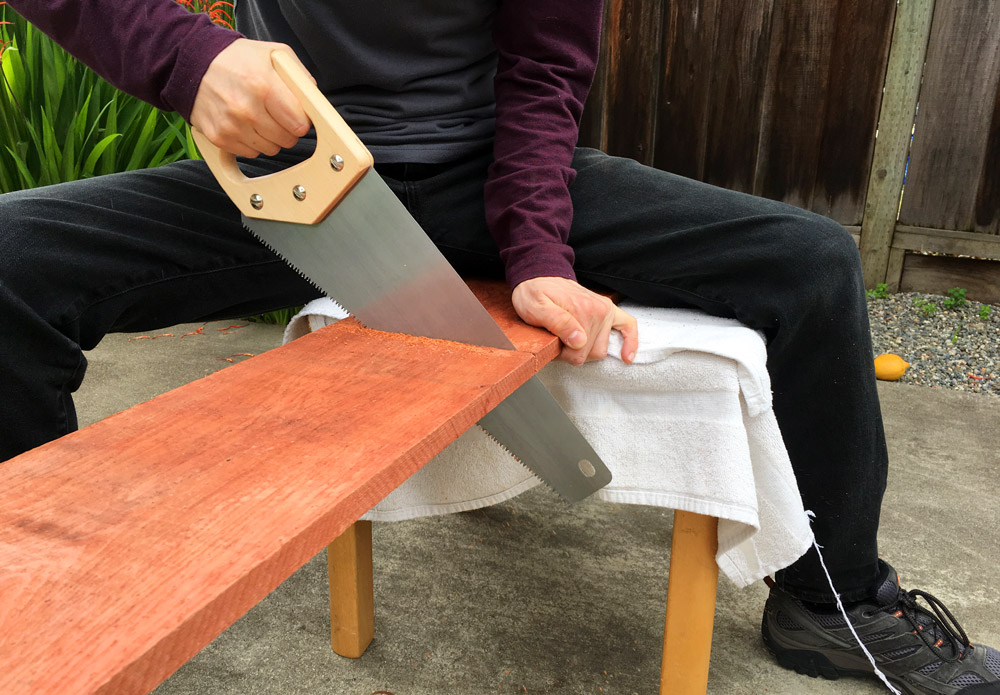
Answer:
[{"xmin": 7, "ymin": 0, "xmax": 602, "ymax": 288}]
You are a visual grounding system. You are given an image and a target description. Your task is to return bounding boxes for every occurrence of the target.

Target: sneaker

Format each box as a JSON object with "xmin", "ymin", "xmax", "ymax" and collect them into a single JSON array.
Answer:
[{"xmin": 762, "ymin": 561, "xmax": 1000, "ymax": 694}]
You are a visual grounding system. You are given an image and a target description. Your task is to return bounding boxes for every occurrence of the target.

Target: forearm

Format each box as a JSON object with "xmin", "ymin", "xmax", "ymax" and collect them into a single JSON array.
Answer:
[
  {"xmin": 6, "ymin": 0, "xmax": 241, "ymax": 119},
  {"xmin": 485, "ymin": 0, "xmax": 603, "ymax": 288}
]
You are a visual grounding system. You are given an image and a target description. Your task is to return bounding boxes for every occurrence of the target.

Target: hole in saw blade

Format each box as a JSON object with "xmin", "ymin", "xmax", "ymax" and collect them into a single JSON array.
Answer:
[{"xmin": 578, "ymin": 459, "xmax": 596, "ymax": 477}]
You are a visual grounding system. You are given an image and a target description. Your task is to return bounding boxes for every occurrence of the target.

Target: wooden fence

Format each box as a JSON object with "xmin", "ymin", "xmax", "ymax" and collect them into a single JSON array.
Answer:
[{"xmin": 580, "ymin": 0, "xmax": 1000, "ymax": 303}]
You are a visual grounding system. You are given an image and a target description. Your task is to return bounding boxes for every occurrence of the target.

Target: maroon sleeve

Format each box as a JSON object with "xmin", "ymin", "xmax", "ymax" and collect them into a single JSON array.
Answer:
[
  {"xmin": 5, "ymin": 0, "xmax": 241, "ymax": 120},
  {"xmin": 486, "ymin": 0, "xmax": 603, "ymax": 289}
]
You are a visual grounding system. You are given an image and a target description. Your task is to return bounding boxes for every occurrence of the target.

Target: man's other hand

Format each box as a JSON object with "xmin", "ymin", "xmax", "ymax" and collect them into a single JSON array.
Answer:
[
  {"xmin": 512, "ymin": 276, "xmax": 639, "ymax": 366},
  {"xmin": 190, "ymin": 39, "xmax": 313, "ymax": 158}
]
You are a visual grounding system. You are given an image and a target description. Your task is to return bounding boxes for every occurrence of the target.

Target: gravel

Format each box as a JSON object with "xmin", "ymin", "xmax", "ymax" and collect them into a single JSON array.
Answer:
[{"xmin": 867, "ymin": 290, "xmax": 1000, "ymax": 397}]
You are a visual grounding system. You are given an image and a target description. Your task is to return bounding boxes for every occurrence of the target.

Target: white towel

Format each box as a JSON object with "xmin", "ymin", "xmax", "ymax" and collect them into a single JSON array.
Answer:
[{"xmin": 284, "ymin": 299, "xmax": 813, "ymax": 587}]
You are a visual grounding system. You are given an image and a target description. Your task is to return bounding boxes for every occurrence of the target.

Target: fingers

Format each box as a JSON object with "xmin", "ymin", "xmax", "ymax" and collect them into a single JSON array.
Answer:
[
  {"xmin": 557, "ymin": 294, "xmax": 611, "ymax": 365},
  {"xmin": 190, "ymin": 39, "xmax": 313, "ymax": 158},
  {"xmin": 259, "ymin": 46, "xmax": 312, "ymax": 148},
  {"xmin": 511, "ymin": 276, "xmax": 640, "ymax": 367},
  {"xmin": 519, "ymin": 290, "xmax": 589, "ymax": 352},
  {"xmin": 614, "ymin": 305, "xmax": 639, "ymax": 364}
]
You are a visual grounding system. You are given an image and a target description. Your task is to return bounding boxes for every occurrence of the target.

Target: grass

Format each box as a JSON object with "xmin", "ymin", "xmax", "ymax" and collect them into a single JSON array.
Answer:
[
  {"xmin": 0, "ymin": 5, "xmax": 198, "ymax": 192},
  {"xmin": 2, "ymin": 2, "xmax": 299, "ymax": 325}
]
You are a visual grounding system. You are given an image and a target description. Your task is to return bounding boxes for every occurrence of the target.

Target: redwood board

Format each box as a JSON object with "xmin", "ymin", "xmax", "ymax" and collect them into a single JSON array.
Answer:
[{"xmin": 0, "ymin": 281, "xmax": 559, "ymax": 695}]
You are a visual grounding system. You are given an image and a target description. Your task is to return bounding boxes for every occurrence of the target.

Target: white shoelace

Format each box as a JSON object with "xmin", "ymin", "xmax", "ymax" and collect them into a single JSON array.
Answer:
[{"xmin": 807, "ymin": 510, "xmax": 902, "ymax": 695}]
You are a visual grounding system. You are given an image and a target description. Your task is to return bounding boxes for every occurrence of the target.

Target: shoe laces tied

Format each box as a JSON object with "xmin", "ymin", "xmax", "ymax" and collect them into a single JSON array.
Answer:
[{"xmin": 886, "ymin": 588, "xmax": 972, "ymax": 662}]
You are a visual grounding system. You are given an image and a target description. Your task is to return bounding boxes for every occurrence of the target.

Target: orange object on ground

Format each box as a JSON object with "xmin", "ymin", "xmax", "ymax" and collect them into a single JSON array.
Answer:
[{"xmin": 874, "ymin": 353, "xmax": 910, "ymax": 381}]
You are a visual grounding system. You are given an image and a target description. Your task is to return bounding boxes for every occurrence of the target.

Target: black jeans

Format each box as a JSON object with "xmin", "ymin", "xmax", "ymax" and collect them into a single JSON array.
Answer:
[{"xmin": 0, "ymin": 139, "xmax": 887, "ymax": 602}]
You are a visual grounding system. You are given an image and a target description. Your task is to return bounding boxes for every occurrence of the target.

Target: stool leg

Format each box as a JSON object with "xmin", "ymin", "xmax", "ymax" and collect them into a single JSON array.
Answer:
[
  {"xmin": 328, "ymin": 520, "xmax": 374, "ymax": 658},
  {"xmin": 660, "ymin": 511, "xmax": 719, "ymax": 695}
]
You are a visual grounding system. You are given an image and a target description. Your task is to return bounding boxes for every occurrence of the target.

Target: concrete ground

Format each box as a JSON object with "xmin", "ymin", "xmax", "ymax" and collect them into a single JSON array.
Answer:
[{"xmin": 74, "ymin": 321, "xmax": 1000, "ymax": 695}]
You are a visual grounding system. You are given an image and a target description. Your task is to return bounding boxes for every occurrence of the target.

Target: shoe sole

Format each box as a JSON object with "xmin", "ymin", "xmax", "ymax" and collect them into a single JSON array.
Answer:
[{"xmin": 761, "ymin": 614, "xmax": 917, "ymax": 695}]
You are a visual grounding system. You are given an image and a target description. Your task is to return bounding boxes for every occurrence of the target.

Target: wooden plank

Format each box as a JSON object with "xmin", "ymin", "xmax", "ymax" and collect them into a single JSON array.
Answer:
[
  {"xmin": 659, "ymin": 511, "xmax": 719, "ymax": 695},
  {"xmin": 754, "ymin": 1, "xmax": 893, "ymax": 221},
  {"xmin": 753, "ymin": 1, "xmax": 839, "ymax": 210},
  {"xmin": 898, "ymin": 253, "xmax": 1000, "ymax": 305},
  {"xmin": 897, "ymin": 2, "xmax": 1000, "ymax": 231},
  {"xmin": 465, "ymin": 279, "xmax": 563, "ymax": 364},
  {"xmin": 892, "ymin": 224, "xmax": 1000, "ymax": 258},
  {"xmin": 886, "ymin": 246, "xmax": 908, "ymax": 293},
  {"xmin": 602, "ymin": 0, "xmax": 666, "ymax": 165},
  {"xmin": 974, "ymin": 66, "xmax": 1000, "ymax": 234},
  {"xmin": 700, "ymin": 0, "xmax": 776, "ymax": 194},
  {"xmin": 810, "ymin": 0, "xmax": 895, "ymax": 223},
  {"xmin": 0, "ymin": 285, "xmax": 559, "ymax": 695},
  {"xmin": 578, "ymin": 0, "xmax": 611, "ymax": 151},
  {"xmin": 859, "ymin": 0, "xmax": 936, "ymax": 288},
  {"xmin": 652, "ymin": 0, "xmax": 723, "ymax": 181}
]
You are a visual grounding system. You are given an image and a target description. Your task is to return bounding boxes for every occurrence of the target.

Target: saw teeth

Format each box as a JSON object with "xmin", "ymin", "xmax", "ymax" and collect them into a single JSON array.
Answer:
[
  {"xmin": 244, "ymin": 223, "xmax": 358, "ymax": 324},
  {"xmin": 476, "ymin": 424, "xmax": 564, "ymax": 500}
]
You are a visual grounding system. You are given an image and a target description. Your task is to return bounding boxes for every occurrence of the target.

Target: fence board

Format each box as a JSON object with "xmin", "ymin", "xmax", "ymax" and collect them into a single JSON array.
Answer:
[
  {"xmin": 811, "ymin": 1, "xmax": 895, "ymax": 222},
  {"xmin": 589, "ymin": 0, "xmax": 890, "ymax": 225},
  {"xmin": 579, "ymin": 2, "xmax": 611, "ymax": 151},
  {"xmin": 898, "ymin": 1, "xmax": 1000, "ymax": 233},
  {"xmin": 753, "ymin": 2, "xmax": 839, "ymax": 211},
  {"xmin": 973, "ymin": 72, "xmax": 1000, "ymax": 234},
  {"xmin": 754, "ymin": 1, "xmax": 893, "ymax": 221},
  {"xmin": 681, "ymin": 0, "xmax": 775, "ymax": 193},
  {"xmin": 601, "ymin": 0, "xmax": 666, "ymax": 165},
  {"xmin": 899, "ymin": 254, "xmax": 1000, "ymax": 305},
  {"xmin": 652, "ymin": 0, "xmax": 724, "ymax": 181},
  {"xmin": 859, "ymin": 0, "xmax": 935, "ymax": 287}
]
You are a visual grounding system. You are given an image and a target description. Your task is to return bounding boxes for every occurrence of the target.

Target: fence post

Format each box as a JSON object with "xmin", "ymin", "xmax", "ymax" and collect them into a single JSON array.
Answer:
[{"xmin": 859, "ymin": 0, "xmax": 936, "ymax": 289}]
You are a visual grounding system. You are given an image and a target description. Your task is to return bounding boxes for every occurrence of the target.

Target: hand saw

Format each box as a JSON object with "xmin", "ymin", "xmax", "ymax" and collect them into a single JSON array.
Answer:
[{"xmin": 192, "ymin": 50, "xmax": 611, "ymax": 502}]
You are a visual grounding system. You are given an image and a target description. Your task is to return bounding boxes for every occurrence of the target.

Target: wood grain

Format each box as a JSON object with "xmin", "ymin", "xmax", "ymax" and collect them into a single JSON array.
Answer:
[
  {"xmin": 892, "ymin": 224, "xmax": 1000, "ymax": 258},
  {"xmin": 700, "ymin": 0, "xmax": 775, "ymax": 195},
  {"xmin": 579, "ymin": 0, "xmax": 612, "ymax": 151},
  {"xmin": 0, "ymin": 282, "xmax": 560, "ymax": 695},
  {"xmin": 858, "ymin": 0, "xmax": 935, "ymax": 287},
  {"xmin": 652, "ymin": 0, "xmax": 723, "ymax": 182},
  {"xmin": 328, "ymin": 520, "xmax": 374, "ymax": 658},
  {"xmin": 659, "ymin": 510, "xmax": 719, "ymax": 695},
  {"xmin": 754, "ymin": 0, "xmax": 892, "ymax": 220},
  {"xmin": 898, "ymin": 253, "xmax": 1000, "ymax": 305},
  {"xmin": 602, "ymin": 0, "xmax": 666, "ymax": 165},
  {"xmin": 808, "ymin": 0, "xmax": 895, "ymax": 222},
  {"xmin": 897, "ymin": 2, "xmax": 1000, "ymax": 232},
  {"xmin": 974, "ymin": 61, "xmax": 1000, "ymax": 235}
]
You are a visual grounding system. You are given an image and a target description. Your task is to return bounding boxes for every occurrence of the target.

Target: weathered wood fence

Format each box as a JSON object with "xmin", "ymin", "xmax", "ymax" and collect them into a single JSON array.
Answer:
[{"xmin": 580, "ymin": 0, "xmax": 1000, "ymax": 303}]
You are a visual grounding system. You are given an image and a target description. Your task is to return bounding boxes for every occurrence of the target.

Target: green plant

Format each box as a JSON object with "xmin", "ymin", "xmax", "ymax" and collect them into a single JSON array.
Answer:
[
  {"xmin": 943, "ymin": 287, "xmax": 967, "ymax": 310},
  {"xmin": 950, "ymin": 323, "xmax": 962, "ymax": 344},
  {"xmin": 2, "ymin": 3, "xmax": 299, "ymax": 326},
  {"xmin": 174, "ymin": 1, "xmax": 235, "ymax": 30},
  {"xmin": 0, "ymin": 4, "xmax": 200, "ymax": 192},
  {"xmin": 866, "ymin": 283, "xmax": 889, "ymax": 300},
  {"xmin": 245, "ymin": 306, "xmax": 304, "ymax": 326},
  {"xmin": 980, "ymin": 304, "xmax": 992, "ymax": 321},
  {"xmin": 912, "ymin": 296, "xmax": 938, "ymax": 316}
]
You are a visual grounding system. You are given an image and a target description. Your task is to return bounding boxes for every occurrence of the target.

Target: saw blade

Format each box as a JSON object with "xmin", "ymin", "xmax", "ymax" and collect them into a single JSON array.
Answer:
[{"xmin": 242, "ymin": 170, "xmax": 612, "ymax": 502}]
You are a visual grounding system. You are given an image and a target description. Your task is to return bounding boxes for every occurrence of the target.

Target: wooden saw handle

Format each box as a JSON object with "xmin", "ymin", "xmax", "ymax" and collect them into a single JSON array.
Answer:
[{"xmin": 191, "ymin": 50, "xmax": 374, "ymax": 225}]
